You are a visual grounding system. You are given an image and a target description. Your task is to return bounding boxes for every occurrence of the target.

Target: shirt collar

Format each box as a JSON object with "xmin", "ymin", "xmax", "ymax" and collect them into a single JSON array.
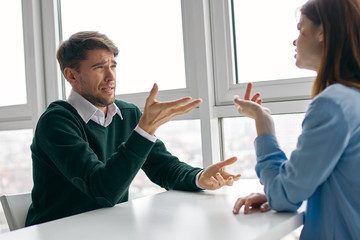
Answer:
[{"xmin": 67, "ymin": 89, "xmax": 123, "ymax": 125}]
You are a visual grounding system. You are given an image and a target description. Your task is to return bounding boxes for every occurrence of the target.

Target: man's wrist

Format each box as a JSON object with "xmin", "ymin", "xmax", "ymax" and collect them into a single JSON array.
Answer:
[
  {"xmin": 134, "ymin": 125, "xmax": 157, "ymax": 142},
  {"xmin": 195, "ymin": 170, "xmax": 204, "ymax": 189}
]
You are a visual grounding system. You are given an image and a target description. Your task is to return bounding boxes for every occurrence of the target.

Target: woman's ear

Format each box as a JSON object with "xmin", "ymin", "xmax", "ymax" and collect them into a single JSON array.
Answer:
[{"xmin": 317, "ymin": 25, "xmax": 324, "ymax": 42}]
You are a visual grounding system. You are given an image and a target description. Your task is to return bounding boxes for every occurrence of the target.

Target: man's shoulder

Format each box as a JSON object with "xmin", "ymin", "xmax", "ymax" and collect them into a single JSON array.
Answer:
[
  {"xmin": 38, "ymin": 100, "xmax": 80, "ymax": 125},
  {"xmin": 45, "ymin": 100, "xmax": 77, "ymax": 115}
]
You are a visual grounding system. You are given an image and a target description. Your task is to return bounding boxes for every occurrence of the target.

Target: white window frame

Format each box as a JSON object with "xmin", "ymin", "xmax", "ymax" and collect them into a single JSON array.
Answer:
[
  {"xmin": 0, "ymin": 0, "xmax": 47, "ymax": 131},
  {"xmin": 210, "ymin": 0, "xmax": 313, "ymax": 117},
  {"xmin": 118, "ymin": 0, "xmax": 221, "ymax": 167},
  {"xmin": 0, "ymin": 0, "xmax": 312, "ymax": 170}
]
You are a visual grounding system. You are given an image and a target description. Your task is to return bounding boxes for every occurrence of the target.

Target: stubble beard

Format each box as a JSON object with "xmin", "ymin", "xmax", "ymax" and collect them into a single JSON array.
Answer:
[{"xmin": 84, "ymin": 93, "xmax": 115, "ymax": 108}]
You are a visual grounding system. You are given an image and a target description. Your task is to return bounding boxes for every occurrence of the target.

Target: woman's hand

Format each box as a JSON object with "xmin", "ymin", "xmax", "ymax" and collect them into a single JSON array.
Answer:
[
  {"xmin": 233, "ymin": 192, "xmax": 270, "ymax": 214},
  {"xmin": 233, "ymin": 83, "xmax": 275, "ymax": 135}
]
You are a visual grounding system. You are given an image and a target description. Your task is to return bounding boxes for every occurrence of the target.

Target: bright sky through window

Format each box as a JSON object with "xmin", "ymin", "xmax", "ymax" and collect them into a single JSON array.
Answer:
[
  {"xmin": 233, "ymin": 0, "xmax": 315, "ymax": 83},
  {"xmin": 0, "ymin": 0, "xmax": 26, "ymax": 107},
  {"xmin": 60, "ymin": 0, "xmax": 186, "ymax": 96}
]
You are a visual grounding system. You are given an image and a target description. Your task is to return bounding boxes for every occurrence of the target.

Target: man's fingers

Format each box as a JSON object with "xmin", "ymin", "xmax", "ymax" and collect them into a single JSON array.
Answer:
[
  {"xmin": 170, "ymin": 99, "xmax": 202, "ymax": 116},
  {"xmin": 209, "ymin": 176, "xmax": 220, "ymax": 189},
  {"xmin": 167, "ymin": 97, "xmax": 202, "ymax": 109},
  {"xmin": 217, "ymin": 156, "xmax": 238, "ymax": 168},
  {"xmin": 165, "ymin": 96, "xmax": 193, "ymax": 107},
  {"xmin": 225, "ymin": 176, "xmax": 234, "ymax": 186},
  {"xmin": 232, "ymin": 174, "xmax": 241, "ymax": 181},
  {"xmin": 215, "ymin": 172, "xmax": 226, "ymax": 186},
  {"xmin": 146, "ymin": 83, "xmax": 159, "ymax": 103}
]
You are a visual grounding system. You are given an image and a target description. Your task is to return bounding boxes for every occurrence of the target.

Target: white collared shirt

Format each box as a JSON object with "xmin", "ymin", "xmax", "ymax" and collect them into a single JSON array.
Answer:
[{"xmin": 67, "ymin": 89, "xmax": 156, "ymax": 142}]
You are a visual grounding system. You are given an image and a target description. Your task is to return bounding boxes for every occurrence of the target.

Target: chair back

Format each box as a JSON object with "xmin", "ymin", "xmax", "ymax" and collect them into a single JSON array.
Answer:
[{"xmin": 0, "ymin": 192, "xmax": 32, "ymax": 231}]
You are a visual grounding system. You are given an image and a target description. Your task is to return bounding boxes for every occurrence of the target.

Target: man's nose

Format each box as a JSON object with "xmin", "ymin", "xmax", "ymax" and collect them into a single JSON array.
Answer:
[{"xmin": 105, "ymin": 68, "xmax": 115, "ymax": 81}]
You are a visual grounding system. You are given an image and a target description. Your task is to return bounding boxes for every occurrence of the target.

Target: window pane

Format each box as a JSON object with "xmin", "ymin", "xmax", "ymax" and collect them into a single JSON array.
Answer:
[
  {"xmin": 232, "ymin": 0, "xmax": 315, "ymax": 83},
  {"xmin": 129, "ymin": 120, "xmax": 202, "ymax": 199},
  {"xmin": 222, "ymin": 114, "xmax": 304, "ymax": 178},
  {"xmin": 155, "ymin": 119, "xmax": 202, "ymax": 167},
  {"xmin": 0, "ymin": 0, "xmax": 27, "ymax": 107},
  {"xmin": 0, "ymin": 129, "xmax": 33, "ymax": 233},
  {"xmin": 60, "ymin": 0, "xmax": 186, "ymax": 96}
]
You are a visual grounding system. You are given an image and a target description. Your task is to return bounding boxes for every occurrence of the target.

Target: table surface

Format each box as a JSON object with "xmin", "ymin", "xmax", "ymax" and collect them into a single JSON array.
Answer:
[{"xmin": 0, "ymin": 179, "xmax": 304, "ymax": 240}]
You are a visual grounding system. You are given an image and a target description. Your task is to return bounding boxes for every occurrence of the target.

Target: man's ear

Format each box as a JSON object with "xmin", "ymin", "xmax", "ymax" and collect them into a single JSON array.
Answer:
[{"xmin": 63, "ymin": 67, "xmax": 77, "ymax": 85}]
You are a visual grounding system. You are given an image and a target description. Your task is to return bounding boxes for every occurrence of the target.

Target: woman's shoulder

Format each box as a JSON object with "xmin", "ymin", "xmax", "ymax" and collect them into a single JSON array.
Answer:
[
  {"xmin": 322, "ymin": 83, "xmax": 360, "ymax": 96},
  {"xmin": 310, "ymin": 84, "xmax": 360, "ymax": 123},
  {"xmin": 315, "ymin": 84, "xmax": 360, "ymax": 103}
]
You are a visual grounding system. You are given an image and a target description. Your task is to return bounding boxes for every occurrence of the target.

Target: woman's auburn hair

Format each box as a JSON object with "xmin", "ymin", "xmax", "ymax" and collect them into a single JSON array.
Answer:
[{"xmin": 301, "ymin": 0, "xmax": 360, "ymax": 98}]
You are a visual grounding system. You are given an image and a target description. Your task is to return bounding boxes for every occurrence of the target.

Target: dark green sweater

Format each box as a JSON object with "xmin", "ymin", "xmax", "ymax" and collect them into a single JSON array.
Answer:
[{"xmin": 26, "ymin": 100, "xmax": 202, "ymax": 226}]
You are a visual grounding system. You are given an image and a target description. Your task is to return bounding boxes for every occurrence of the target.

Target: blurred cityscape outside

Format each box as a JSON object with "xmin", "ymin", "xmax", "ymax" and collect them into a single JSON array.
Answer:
[
  {"xmin": 223, "ymin": 114, "xmax": 304, "ymax": 179},
  {"xmin": 0, "ymin": 114, "xmax": 303, "ymax": 234},
  {"xmin": 0, "ymin": 129, "xmax": 33, "ymax": 233}
]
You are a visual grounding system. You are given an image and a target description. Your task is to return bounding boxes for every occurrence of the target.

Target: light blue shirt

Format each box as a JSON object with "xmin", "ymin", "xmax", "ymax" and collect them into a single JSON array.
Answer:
[{"xmin": 254, "ymin": 84, "xmax": 360, "ymax": 239}]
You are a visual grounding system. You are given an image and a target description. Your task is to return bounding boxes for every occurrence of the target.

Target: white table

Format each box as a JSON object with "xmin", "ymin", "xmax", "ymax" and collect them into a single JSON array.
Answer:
[{"xmin": 0, "ymin": 179, "xmax": 304, "ymax": 240}]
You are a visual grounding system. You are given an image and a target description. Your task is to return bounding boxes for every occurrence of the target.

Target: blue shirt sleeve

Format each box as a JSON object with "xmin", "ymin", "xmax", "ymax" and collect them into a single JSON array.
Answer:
[{"xmin": 254, "ymin": 96, "xmax": 350, "ymax": 212}]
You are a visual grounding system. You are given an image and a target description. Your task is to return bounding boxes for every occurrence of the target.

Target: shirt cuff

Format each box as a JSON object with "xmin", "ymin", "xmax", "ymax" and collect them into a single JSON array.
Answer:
[
  {"xmin": 135, "ymin": 125, "xmax": 157, "ymax": 143},
  {"xmin": 195, "ymin": 170, "xmax": 204, "ymax": 189},
  {"xmin": 254, "ymin": 133, "xmax": 280, "ymax": 158}
]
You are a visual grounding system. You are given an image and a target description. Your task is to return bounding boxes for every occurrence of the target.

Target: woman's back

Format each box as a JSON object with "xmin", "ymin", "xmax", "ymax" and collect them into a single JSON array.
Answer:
[{"xmin": 300, "ymin": 83, "xmax": 360, "ymax": 239}]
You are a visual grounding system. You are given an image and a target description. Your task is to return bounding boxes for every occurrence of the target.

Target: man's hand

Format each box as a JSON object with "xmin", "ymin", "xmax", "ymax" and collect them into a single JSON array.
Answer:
[
  {"xmin": 138, "ymin": 83, "xmax": 202, "ymax": 135},
  {"xmin": 198, "ymin": 157, "xmax": 241, "ymax": 190},
  {"xmin": 233, "ymin": 192, "xmax": 270, "ymax": 214}
]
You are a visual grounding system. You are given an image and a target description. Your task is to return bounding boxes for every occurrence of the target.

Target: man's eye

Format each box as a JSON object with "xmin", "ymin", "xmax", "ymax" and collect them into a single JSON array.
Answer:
[
  {"xmin": 111, "ymin": 65, "xmax": 117, "ymax": 68},
  {"xmin": 96, "ymin": 66, "xmax": 103, "ymax": 69}
]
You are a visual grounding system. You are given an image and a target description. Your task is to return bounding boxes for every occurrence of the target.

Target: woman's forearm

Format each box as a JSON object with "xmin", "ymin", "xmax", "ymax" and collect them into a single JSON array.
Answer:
[{"xmin": 255, "ymin": 112, "xmax": 275, "ymax": 136}]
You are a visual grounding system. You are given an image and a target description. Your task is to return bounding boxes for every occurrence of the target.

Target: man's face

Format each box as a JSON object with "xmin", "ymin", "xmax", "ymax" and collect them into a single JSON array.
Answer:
[{"xmin": 70, "ymin": 49, "xmax": 117, "ymax": 112}]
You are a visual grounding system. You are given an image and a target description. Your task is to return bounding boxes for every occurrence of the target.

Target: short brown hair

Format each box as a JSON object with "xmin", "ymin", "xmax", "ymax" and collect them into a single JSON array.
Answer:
[
  {"xmin": 301, "ymin": 0, "xmax": 360, "ymax": 97},
  {"xmin": 56, "ymin": 31, "xmax": 119, "ymax": 73}
]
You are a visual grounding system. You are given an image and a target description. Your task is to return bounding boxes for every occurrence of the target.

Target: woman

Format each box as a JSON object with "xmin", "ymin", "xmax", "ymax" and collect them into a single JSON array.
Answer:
[{"xmin": 232, "ymin": 0, "xmax": 360, "ymax": 239}]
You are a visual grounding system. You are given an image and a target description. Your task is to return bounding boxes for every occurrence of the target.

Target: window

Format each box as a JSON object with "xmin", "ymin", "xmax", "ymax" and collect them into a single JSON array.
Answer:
[
  {"xmin": 60, "ymin": 0, "xmax": 186, "ymax": 97},
  {"xmin": 212, "ymin": 0, "xmax": 315, "ymax": 105},
  {"xmin": 0, "ymin": 0, "xmax": 312, "ymax": 234},
  {"xmin": 232, "ymin": 0, "xmax": 314, "ymax": 83},
  {"xmin": 156, "ymin": 119, "xmax": 202, "ymax": 167},
  {"xmin": 0, "ymin": 129, "xmax": 33, "ymax": 233},
  {"xmin": 129, "ymin": 119, "xmax": 202, "ymax": 199},
  {"xmin": 0, "ymin": 0, "xmax": 26, "ymax": 107},
  {"xmin": 222, "ymin": 113, "xmax": 304, "ymax": 178}
]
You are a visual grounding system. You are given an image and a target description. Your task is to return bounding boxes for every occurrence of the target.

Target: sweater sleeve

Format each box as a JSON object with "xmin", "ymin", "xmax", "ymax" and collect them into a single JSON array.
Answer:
[
  {"xmin": 132, "ymin": 107, "xmax": 202, "ymax": 191},
  {"xmin": 32, "ymin": 106, "xmax": 156, "ymax": 207},
  {"xmin": 141, "ymin": 138, "xmax": 203, "ymax": 191},
  {"xmin": 254, "ymin": 97, "xmax": 350, "ymax": 212}
]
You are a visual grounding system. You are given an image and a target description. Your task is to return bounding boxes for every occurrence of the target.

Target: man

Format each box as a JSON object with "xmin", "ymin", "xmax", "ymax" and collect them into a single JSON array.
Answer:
[{"xmin": 26, "ymin": 31, "xmax": 240, "ymax": 226}]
